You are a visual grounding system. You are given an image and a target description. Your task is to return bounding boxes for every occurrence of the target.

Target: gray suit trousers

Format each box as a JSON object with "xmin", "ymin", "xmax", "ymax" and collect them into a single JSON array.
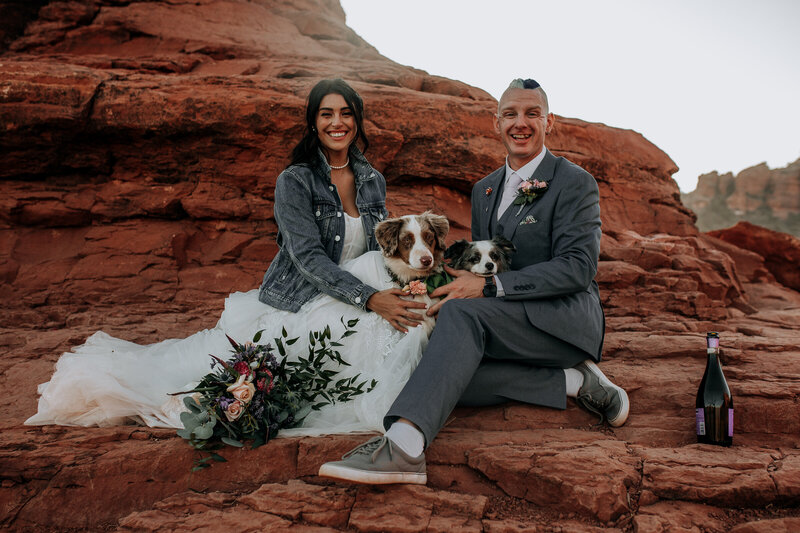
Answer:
[{"xmin": 384, "ymin": 297, "xmax": 590, "ymax": 447}]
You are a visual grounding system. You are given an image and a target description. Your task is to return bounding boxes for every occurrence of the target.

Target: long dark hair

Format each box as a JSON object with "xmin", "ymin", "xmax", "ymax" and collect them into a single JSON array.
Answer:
[{"xmin": 290, "ymin": 79, "xmax": 370, "ymax": 166}]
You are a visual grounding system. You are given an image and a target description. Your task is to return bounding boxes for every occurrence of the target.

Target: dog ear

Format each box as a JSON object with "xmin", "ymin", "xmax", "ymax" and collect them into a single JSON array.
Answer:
[
  {"xmin": 421, "ymin": 211, "xmax": 450, "ymax": 251},
  {"xmin": 491, "ymin": 235, "xmax": 516, "ymax": 257},
  {"xmin": 444, "ymin": 239, "xmax": 469, "ymax": 262},
  {"xmin": 375, "ymin": 218, "xmax": 404, "ymax": 256}
]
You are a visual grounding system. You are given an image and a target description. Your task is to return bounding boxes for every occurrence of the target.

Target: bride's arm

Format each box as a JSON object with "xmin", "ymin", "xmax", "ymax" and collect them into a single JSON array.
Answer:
[{"xmin": 273, "ymin": 169, "xmax": 378, "ymax": 310}]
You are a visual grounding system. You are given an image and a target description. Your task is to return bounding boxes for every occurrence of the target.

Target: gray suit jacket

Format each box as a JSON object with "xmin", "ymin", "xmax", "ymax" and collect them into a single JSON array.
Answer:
[{"xmin": 471, "ymin": 149, "xmax": 605, "ymax": 359}]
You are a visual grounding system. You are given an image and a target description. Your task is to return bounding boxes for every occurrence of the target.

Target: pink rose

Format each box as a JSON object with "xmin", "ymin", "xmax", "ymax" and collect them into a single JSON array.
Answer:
[
  {"xmin": 519, "ymin": 180, "xmax": 533, "ymax": 191},
  {"xmin": 229, "ymin": 381, "xmax": 255, "ymax": 404},
  {"xmin": 408, "ymin": 280, "xmax": 427, "ymax": 295},
  {"xmin": 531, "ymin": 179, "xmax": 547, "ymax": 189},
  {"xmin": 224, "ymin": 400, "xmax": 244, "ymax": 422}
]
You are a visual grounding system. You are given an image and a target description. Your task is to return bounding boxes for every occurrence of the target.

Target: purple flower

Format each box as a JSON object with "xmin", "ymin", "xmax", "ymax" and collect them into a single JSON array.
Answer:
[
  {"xmin": 217, "ymin": 396, "xmax": 234, "ymax": 410},
  {"xmin": 249, "ymin": 392, "xmax": 265, "ymax": 418}
]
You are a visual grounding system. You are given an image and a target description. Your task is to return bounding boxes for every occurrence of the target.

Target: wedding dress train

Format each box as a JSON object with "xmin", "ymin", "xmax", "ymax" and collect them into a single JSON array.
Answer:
[{"xmin": 26, "ymin": 215, "xmax": 427, "ymax": 436}]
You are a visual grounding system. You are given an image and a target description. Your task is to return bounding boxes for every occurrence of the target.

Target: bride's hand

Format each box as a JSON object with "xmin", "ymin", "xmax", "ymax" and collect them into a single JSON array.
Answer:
[{"xmin": 366, "ymin": 289, "xmax": 427, "ymax": 333}]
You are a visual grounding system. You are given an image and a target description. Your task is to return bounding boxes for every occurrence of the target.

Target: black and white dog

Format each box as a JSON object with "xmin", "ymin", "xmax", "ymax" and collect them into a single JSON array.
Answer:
[{"xmin": 444, "ymin": 236, "xmax": 516, "ymax": 277}]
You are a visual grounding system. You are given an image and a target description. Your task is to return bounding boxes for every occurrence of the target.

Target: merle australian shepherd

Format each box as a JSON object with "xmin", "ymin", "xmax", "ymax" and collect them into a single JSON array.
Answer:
[
  {"xmin": 374, "ymin": 212, "xmax": 449, "ymax": 335},
  {"xmin": 374, "ymin": 215, "xmax": 516, "ymax": 335}
]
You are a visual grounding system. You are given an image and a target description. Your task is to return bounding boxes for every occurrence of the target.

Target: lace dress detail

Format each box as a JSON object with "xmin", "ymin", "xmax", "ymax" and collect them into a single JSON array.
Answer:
[{"xmin": 26, "ymin": 217, "xmax": 427, "ymax": 436}]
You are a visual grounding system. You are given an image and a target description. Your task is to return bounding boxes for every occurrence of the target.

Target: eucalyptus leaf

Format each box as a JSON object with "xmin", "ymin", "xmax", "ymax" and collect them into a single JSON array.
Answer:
[
  {"xmin": 180, "ymin": 411, "xmax": 201, "ymax": 430},
  {"xmin": 183, "ymin": 396, "xmax": 202, "ymax": 413},
  {"xmin": 220, "ymin": 436, "xmax": 244, "ymax": 448},
  {"xmin": 193, "ymin": 423, "xmax": 215, "ymax": 440}
]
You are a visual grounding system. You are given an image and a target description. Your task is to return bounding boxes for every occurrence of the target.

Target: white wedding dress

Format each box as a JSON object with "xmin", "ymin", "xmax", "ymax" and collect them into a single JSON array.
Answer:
[{"xmin": 26, "ymin": 214, "xmax": 428, "ymax": 436}]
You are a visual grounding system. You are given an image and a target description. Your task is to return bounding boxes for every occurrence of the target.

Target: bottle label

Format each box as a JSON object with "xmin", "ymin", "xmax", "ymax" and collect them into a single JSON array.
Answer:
[
  {"xmin": 729, "ymin": 409, "xmax": 734, "ymax": 437},
  {"xmin": 707, "ymin": 337, "xmax": 719, "ymax": 349},
  {"xmin": 696, "ymin": 408, "xmax": 706, "ymax": 436}
]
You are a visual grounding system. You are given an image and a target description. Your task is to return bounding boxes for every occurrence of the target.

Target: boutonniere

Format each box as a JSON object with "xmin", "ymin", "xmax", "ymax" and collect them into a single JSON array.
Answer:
[
  {"xmin": 513, "ymin": 178, "xmax": 548, "ymax": 215},
  {"xmin": 485, "ymin": 187, "xmax": 493, "ymax": 196}
]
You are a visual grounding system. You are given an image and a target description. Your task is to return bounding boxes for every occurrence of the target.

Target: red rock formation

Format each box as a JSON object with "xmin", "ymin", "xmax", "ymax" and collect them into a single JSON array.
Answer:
[
  {"xmin": 683, "ymin": 159, "xmax": 800, "ymax": 237},
  {"xmin": 709, "ymin": 221, "xmax": 800, "ymax": 292},
  {"xmin": 2, "ymin": 1, "xmax": 800, "ymax": 532}
]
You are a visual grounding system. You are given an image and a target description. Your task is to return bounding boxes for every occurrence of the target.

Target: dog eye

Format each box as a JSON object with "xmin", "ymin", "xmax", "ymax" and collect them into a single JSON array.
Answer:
[
  {"xmin": 470, "ymin": 253, "xmax": 480, "ymax": 264},
  {"xmin": 423, "ymin": 232, "xmax": 435, "ymax": 245},
  {"xmin": 489, "ymin": 252, "xmax": 499, "ymax": 261}
]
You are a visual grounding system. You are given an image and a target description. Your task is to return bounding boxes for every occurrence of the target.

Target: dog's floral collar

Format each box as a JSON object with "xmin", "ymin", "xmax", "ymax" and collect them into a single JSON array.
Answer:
[
  {"xmin": 403, "ymin": 280, "xmax": 427, "ymax": 295},
  {"xmin": 390, "ymin": 268, "xmax": 454, "ymax": 295},
  {"xmin": 423, "ymin": 270, "xmax": 454, "ymax": 294},
  {"xmin": 512, "ymin": 178, "xmax": 548, "ymax": 215}
]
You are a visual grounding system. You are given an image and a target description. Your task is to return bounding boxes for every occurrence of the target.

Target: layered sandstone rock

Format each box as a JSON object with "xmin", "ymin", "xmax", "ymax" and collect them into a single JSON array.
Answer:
[
  {"xmin": 709, "ymin": 221, "xmax": 800, "ymax": 292},
  {"xmin": 683, "ymin": 159, "xmax": 800, "ymax": 237},
  {"xmin": 2, "ymin": 1, "xmax": 799, "ymax": 532}
]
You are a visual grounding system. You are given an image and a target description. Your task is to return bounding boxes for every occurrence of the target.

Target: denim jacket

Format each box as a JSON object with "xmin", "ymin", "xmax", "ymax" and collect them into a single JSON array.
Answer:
[{"xmin": 258, "ymin": 146, "xmax": 388, "ymax": 312}]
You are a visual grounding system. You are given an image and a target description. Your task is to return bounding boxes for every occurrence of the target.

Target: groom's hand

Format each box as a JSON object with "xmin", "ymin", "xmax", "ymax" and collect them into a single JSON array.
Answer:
[{"xmin": 427, "ymin": 266, "xmax": 483, "ymax": 316}]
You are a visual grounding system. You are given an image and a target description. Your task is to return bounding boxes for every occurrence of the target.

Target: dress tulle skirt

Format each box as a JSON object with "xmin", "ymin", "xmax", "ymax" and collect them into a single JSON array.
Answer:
[{"xmin": 25, "ymin": 251, "xmax": 428, "ymax": 436}]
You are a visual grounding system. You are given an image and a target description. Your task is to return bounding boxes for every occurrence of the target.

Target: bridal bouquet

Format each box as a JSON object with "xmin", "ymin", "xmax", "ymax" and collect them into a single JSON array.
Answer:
[{"xmin": 176, "ymin": 319, "xmax": 375, "ymax": 470}]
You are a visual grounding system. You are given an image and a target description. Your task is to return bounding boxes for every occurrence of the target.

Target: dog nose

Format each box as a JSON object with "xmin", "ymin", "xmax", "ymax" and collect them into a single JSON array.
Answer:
[
  {"xmin": 420, "ymin": 256, "xmax": 432, "ymax": 267},
  {"xmin": 485, "ymin": 262, "xmax": 494, "ymax": 271}
]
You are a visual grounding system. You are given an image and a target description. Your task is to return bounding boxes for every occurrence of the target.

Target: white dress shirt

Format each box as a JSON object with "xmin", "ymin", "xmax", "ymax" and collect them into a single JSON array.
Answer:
[
  {"xmin": 497, "ymin": 148, "xmax": 547, "ymax": 221},
  {"xmin": 494, "ymin": 147, "xmax": 547, "ymax": 297}
]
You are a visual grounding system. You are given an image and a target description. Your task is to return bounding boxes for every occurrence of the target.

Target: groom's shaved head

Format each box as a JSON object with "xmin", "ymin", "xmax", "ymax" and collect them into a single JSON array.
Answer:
[{"xmin": 499, "ymin": 78, "xmax": 549, "ymax": 115}]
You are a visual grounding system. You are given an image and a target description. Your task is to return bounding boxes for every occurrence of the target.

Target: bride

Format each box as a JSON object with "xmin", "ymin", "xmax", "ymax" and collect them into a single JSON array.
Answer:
[{"xmin": 25, "ymin": 79, "xmax": 433, "ymax": 436}]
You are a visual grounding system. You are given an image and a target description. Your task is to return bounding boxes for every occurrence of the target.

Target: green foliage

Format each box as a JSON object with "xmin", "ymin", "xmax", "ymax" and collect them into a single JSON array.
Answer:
[
  {"xmin": 176, "ymin": 318, "xmax": 374, "ymax": 470},
  {"xmin": 425, "ymin": 270, "xmax": 454, "ymax": 294}
]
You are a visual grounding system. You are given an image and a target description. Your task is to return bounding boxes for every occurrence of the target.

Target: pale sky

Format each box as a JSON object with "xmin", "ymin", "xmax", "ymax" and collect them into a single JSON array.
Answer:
[{"xmin": 340, "ymin": 0, "xmax": 800, "ymax": 192}]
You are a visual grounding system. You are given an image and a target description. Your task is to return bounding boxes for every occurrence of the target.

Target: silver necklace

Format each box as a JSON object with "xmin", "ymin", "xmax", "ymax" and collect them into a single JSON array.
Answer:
[{"xmin": 329, "ymin": 157, "xmax": 349, "ymax": 170}]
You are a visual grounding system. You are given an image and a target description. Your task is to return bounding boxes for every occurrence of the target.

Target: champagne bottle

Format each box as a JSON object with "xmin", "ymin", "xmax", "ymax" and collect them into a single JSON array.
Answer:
[{"xmin": 695, "ymin": 332, "xmax": 733, "ymax": 446}]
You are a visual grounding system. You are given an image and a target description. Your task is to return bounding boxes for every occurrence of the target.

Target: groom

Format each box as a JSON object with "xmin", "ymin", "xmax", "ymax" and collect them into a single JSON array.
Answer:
[{"xmin": 319, "ymin": 78, "xmax": 629, "ymax": 484}]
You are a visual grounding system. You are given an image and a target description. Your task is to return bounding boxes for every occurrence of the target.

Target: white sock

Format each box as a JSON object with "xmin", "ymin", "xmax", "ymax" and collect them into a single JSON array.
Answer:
[
  {"xmin": 385, "ymin": 422, "xmax": 425, "ymax": 457},
  {"xmin": 564, "ymin": 368, "xmax": 584, "ymax": 398}
]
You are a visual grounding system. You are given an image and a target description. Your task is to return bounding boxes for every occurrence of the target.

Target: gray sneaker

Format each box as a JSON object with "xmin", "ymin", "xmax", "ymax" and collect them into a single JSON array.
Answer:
[
  {"xmin": 575, "ymin": 360, "xmax": 629, "ymax": 427},
  {"xmin": 318, "ymin": 436, "xmax": 427, "ymax": 485}
]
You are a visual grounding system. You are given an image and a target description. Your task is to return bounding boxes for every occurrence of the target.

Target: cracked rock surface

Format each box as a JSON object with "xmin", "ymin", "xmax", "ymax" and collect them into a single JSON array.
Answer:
[{"xmin": 2, "ymin": 1, "xmax": 800, "ymax": 531}]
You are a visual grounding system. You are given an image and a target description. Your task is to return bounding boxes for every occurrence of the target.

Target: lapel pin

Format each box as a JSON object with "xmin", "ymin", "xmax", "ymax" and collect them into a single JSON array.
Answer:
[{"xmin": 485, "ymin": 187, "xmax": 493, "ymax": 196}]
